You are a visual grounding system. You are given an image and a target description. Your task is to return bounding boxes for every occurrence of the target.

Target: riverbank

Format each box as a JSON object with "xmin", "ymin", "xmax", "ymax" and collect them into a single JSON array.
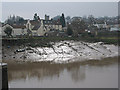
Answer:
[
  {"xmin": 2, "ymin": 40, "xmax": 119, "ymax": 63},
  {"xmin": 2, "ymin": 36, "xmax": 119, "ymax": 47}
]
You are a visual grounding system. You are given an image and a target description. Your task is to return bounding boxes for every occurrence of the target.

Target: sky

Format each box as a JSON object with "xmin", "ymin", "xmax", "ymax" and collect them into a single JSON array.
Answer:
[{"xmin": 1, "ymin": 2, "xmax": 118, "ymax": 22}]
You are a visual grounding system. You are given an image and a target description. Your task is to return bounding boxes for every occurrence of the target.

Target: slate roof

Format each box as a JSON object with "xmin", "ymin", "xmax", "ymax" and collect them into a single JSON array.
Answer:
[
  {"xmin": 29, "ymin": 19, "xmax": 62, "ymax": 26},
  {"xmin": 11, "ymin": 25, "xmax": 26, "ymax": 29},
  {"xmin": 30, "ymin": 20, "xmax": 40, "ymax": 25},
  {"xmin": 43, "ymin": 20, "xmax": 53, "ymax": 25},
  {"xmin": 32, "ymin": 25, "xmax": 41, "ymax": 30},
  {"xmin": 2, "ymin": 23, "xmax": 26, "ymax": 29}
]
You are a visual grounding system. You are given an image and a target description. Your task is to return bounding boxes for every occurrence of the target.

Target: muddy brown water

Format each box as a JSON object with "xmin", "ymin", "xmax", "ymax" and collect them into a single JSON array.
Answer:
[{"xmin": 3, "ymin": 57, "xmax": 118, "ymax": 88}]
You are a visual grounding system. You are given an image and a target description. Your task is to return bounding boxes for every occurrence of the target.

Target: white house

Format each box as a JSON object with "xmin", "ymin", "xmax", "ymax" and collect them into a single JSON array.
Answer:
[
  {"xmin": 93, "ymin": 22, "xmax": 108, "ymax": 29},
  {"xmin": 2, "ymin": 24, "xmax": 28, "ymax": 37},
  {"xmin": 110, "ymin": 24, "xmax": 120, "ymax": 31}
]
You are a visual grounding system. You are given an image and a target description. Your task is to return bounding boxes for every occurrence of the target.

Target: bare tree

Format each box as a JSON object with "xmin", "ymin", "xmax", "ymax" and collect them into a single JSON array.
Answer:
[{"xmin": 70, "ymin": 18, "xmax": 87, "ymax": 36}]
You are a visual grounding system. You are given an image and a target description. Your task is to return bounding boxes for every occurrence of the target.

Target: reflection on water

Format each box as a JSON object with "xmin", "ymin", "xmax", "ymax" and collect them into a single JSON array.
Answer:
[{"xmin": 4, "ymin": 57, "xmax": 118, "ymax": 88}]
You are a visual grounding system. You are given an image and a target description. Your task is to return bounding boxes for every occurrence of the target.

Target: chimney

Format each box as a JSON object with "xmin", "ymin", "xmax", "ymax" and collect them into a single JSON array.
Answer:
[{"xmin": 45, "ymin": 14, "xmax": 49, "ymax": 20}]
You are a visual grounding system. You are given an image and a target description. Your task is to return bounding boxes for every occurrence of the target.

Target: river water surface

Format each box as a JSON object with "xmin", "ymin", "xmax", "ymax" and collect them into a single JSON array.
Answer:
[{"xmin": 5, "ymin": 57, "xmax": 118, "ymax": 88}]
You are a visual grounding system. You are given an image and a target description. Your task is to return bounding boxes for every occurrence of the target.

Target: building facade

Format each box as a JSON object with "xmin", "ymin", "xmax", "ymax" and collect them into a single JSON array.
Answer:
[
  {"xmin": 26, "ymin": 15, "xmax": 63, "ymax": 36},
  {"xmin": 2, "ymin": 15, "xmax": 63, "ymax": 37}
]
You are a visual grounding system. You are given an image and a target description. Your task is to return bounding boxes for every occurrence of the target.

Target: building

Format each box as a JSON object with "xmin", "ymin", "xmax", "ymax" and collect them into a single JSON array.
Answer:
[
  {"xmin": 45, "ymin": 14, "xmax": 49, "ymax": 20},
  {"xmin": 93, "ymin": 22, "xmax": 108, "ymax": 30},
  {"xmin": 2, "ymin": 24, "xmax": 28, "ymax": 37},
  {"xmin": 26, "ymin": 15, "xmax": 63, "ymax": 36},
  {"xmin": 110, "ymin": 24, "xmax": 120, "ymax": 31},
  {"xmin": 2, "ymin": 15, "xmax": 63, "ymax": 37}
]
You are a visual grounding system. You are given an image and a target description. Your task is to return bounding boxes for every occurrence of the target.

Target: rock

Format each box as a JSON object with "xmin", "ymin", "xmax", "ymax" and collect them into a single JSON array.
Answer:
[{"xmin": 16, "ymin": 49, "xmax": 25, "ymax": 52}]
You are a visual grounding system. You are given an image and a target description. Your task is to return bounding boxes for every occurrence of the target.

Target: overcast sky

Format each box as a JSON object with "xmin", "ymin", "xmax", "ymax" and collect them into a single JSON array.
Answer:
[{"xmin": 2, "ymin": 2, "xmax": 118, "ymax": 22}]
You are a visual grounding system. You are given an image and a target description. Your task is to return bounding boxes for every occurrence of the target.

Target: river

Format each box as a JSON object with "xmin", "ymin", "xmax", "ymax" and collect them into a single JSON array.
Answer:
[{"xmin": 4, "ymin": 57, "xmax": 118, "ymax": 88}]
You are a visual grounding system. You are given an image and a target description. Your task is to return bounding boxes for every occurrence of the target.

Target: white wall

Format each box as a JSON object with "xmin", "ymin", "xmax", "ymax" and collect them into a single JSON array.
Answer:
[
  {"xmin": 37, "ymin": 26, "xmax": 46, "ymax": 36},
  {"xmin": 12, "ymin": 28, "xmax": 27, "ymax": 36},
  {"xmin": 2, "ymin": 27, "xmax": 28, "ymax": 37}
]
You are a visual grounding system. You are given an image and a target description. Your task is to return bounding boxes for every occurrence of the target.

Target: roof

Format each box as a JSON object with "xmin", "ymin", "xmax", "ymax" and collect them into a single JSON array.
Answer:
[
  {"xmin": 29, "ymin": 19, "xmax": 62, "ymax": 26},
  {"xmin": 30, "ymin": 20, "xmax": 40, "ymax": 25},
  {"xmin": 32, "ymin": 25, "xmax": 40, "ymax": 30},
  {"xmin": 43, "ymin": 20, "xmax": 53, "ymax": 25},
  {"xmin": 11, "ymin": 24, "xmax": 26, "ymax": 29},
  {"xmin": 52, "ymin": 20, "xmax": 61, "ymax": 25},
  {"xmin": 2, "ymin": 24, "xmax": 13, "ymax": 29},
  {"xmin": 2, "ymin": 21, "xmax": 27, "ymax": 29},
  {"xmin": 2, "ymin": 23, "xmax": 6, "ymax": 27},
  {"xmin": 2, "ymin": 24, "xmax": 26, "ymax": 29}
]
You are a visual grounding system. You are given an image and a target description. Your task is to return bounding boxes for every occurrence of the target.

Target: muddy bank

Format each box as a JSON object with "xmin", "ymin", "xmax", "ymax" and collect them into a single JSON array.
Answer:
[{"xmin": 2, "ymin": 40, "xmax": 119, "ymax": 63}]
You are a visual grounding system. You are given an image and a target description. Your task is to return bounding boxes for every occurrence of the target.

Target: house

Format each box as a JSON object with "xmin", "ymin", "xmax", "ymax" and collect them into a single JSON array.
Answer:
[
  {"xmin": 71, "ymin": 17, "xmax": 82, "ymax": 22},
  {"xmin": 12, "ymin": 24, "xmax": 28, "ymax": 37},
  {"xmin": 93, "ymin": 22, "xmax": 108, "ymax": 30},
  {"xmin": 26, "ymin": 15, "xmax": 63, "ymax": 36},
  {"xmin": 110, "ymin": 24, "xmax": 120, "ymax": 31},
  {"xmin": 2, "ymin": 24, "xmax": 28, "ymax": 37},
  {"xmin": 2, "ymin": 14, "xmax": 64, "ymax": 37},
  {"xmin": 26, "ymin": 19, "xmax": 46, "ymax": 36}
]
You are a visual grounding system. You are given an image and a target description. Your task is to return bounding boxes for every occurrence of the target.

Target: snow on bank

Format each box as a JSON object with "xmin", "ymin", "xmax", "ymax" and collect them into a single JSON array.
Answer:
[{"xmin": 3, "ymin": 41, "xmax": 119, "ymax": 63}]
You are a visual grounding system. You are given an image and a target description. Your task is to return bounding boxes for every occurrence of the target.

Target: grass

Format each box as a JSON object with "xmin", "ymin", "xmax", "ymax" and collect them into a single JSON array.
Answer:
[{"xmin": 2, "ymin": 33, "xmax": 119, "ymax": 47}]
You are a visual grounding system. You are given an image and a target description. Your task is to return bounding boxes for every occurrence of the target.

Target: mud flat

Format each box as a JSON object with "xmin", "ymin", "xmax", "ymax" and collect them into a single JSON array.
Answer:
[{"xmin": 2, "ymin": 41, "xmax": 119, "ymax": 63}]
